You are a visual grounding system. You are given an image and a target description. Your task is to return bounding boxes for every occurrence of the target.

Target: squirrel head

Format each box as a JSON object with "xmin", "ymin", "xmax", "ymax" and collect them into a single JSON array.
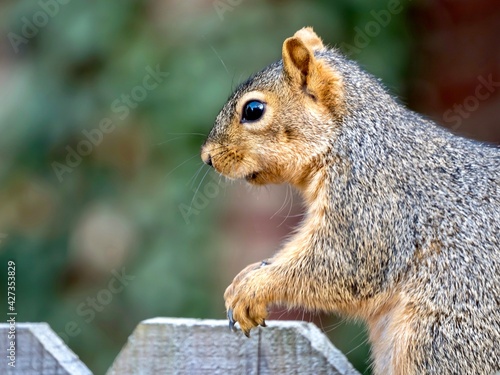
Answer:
[{"xmin": 201, "ymin": 27, "xmax": 345, "ymax": 189}]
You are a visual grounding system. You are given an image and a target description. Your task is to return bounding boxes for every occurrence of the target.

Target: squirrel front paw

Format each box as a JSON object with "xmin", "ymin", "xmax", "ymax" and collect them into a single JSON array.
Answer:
[{"xmin": 224, "ymin": 261, "xmax": 271, "ymax": 337}]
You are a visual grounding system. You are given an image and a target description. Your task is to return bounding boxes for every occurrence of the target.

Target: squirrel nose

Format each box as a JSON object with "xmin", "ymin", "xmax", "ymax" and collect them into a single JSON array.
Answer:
[{"xmin": 201, "ymin": 147, "xmax": 213, "ymax": 167}]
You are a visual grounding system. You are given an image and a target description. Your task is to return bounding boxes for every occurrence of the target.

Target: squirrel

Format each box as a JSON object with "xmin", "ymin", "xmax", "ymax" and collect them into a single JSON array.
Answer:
[{"xmin": 201, "ymin": 27, "xmax": 499, "ymax": 374}]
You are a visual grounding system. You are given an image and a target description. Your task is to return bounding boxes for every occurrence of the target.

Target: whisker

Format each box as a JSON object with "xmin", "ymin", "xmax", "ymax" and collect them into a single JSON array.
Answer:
[
  {"xmin": 155, "ymin": 133, "xmax": 207, "ymax": 147},
  {"xmin": 344, "ymin": 336, "xmax": 369, "ymax": 356},
  {"xmin": 270, "ymin": 186, "xmax": 289, "ymax": 220},
  {"xmin": 278, "ymin": 185, "xmax": 294, "ymax": 227},
  {"xmin": 230, "ymin": 71, "xmax": 238, "ymax": 94},
  {"xmin": 322, "ymin": 318, "xmax": 346, "ymax": 334},
  {"xmin": 156, "ymin": 136, "xmax": 199, "ymax": 147},
  {"xmin": 317, "ymin": 313, "xmax": 325, "ymax": 332},
  {"xmin": 277, "ymin": 213, "xmax": 305, "ymax": 219},
  {"xmin": 217, "ymin": 172, "xmax": 228, "ymax": 199},
  {"xmin": 164, "ymin": 132, "xmax": 206, "ymax": 136},
  {"xmin": 237, "ymin": 73, "xmax": 245, "ymax": 87},
  {"xmin": 187, "ymin": 164, "xmax": 206, "ymax": 189},
  {"xmin": 206, "ymin": 147, "xmax": 229, "ymax": 159},
  {"xmin": 202, "ymin": 34, "xmax": 230, "ymax": 77},
  {"xmin": 189, "ymin": 167, "xmax": 211, "ymax": 212},
  {"xmin": 164, "ymin": 153, "xmax": 202, "ymax": 179},
  {"xmin": 276, "ymin": 308, "xmax": 289, "ymax": 320}
]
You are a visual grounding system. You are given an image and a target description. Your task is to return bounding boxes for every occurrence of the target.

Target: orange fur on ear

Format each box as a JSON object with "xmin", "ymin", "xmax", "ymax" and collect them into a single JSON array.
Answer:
[
  {"xmin": 282, "ymin": 27, "xmax": 325, "ymax": 82},
  {"xmin": 293, "ymin": 27, "xmax": 324, "ymax": 52},
  {"xmin": 283, "ymin": 37, "xmax": 311, "ymax": 81},
  {"xmin": 282, "ymin": 27, "xmax": 344, "ymax": 114}
]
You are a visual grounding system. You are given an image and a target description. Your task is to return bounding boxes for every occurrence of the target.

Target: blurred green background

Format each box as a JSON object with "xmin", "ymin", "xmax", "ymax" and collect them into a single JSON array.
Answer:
[{"xmin": 0, "ymin": 0, "xmax": 498, "ymax": 374}]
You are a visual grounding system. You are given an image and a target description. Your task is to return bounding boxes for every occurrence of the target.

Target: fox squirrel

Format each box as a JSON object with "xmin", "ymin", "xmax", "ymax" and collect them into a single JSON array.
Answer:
[{"xmin": 201, "ymin": 27, "xmax": 499, "ymax": 374}]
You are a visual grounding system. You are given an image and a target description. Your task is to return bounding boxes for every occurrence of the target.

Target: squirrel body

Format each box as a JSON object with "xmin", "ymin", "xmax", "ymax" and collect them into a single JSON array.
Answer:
[{"xmin": 201, "ymin": 28, "xmax": 500, "ymax": 374}]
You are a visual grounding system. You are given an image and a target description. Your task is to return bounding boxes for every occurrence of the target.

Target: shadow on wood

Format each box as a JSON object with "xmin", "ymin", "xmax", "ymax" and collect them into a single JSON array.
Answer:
[{"xmin": 107, "ymin": 317, "xmax": 360, "ymax": 375}]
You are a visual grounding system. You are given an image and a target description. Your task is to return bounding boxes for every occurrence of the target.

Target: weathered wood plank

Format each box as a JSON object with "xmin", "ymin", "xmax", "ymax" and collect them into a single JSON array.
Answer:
[
  {"xmin": 107, "ymin": 318, "xmax": 360, "ymax": 375},
  {"xmin": 0, "ymin": 322, "xmax": 92, "ymax": 375}
]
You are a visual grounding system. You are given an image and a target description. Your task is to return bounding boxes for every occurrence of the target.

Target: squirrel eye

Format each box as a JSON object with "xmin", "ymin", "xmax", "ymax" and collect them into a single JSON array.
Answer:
[{"xmin": 242, "ymin": 100, "xmax": 265, "ymax": 122}]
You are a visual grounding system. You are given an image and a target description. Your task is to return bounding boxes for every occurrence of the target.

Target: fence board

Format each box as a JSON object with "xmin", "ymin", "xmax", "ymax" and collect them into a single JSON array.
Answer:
[
  {"xmin": 107, "ymin": 317, "xmax": 360, "ymax": 375},
  {"xmin": 0, "ymin": 322, "xmax": 92, "ymax": 375},
  {"xmin": 0, "ymin": 319, "xmax": 360, "ymax": 374}
]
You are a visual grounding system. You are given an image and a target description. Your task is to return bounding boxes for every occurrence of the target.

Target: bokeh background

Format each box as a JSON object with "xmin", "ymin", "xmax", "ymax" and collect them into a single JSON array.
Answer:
[{"xmin": 0, "ymin": 0, "xmax": 499, "ymax": 373}]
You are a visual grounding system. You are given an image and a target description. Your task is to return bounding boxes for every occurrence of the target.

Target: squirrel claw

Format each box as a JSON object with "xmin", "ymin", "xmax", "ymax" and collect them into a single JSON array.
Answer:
[
  {"xmin": 243, "ymin": 329, "xmax": 251, "ymax": 338},
  {"xmin": 260, "ymin": 320, "xmax": 267, "ymax": 327},
  {"xmin": 227, "ymin": 308, "xmax": 237, "ymax": 332}
]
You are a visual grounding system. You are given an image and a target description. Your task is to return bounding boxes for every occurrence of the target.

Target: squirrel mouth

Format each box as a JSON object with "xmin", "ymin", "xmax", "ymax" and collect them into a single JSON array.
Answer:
[{"xmin": 245, "ymin": 172, "xmax": 259, "ymax": 182}]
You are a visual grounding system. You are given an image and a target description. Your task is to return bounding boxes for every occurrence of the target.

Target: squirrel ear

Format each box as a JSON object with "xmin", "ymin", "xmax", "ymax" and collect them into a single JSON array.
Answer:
[
  {"xmin": 282, "ymin": 37, "xmax": 311, "ymax": 82},
  {"xmin": 282, "ymin": 27, "xmax": 344, "ymax": 113},
  {"xmin": 292, "ymin": 27, "xmax": 324, "ymax": 51},
  {"xmin": 282, "ymin": 27, "xmax": 324, "ymax": 85}
]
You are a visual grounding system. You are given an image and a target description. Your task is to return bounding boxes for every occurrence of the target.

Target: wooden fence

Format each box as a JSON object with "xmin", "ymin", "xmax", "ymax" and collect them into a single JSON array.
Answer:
[{"xmin": 0, "ymin": 318, "xmax": 360, "ymax": 374}]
